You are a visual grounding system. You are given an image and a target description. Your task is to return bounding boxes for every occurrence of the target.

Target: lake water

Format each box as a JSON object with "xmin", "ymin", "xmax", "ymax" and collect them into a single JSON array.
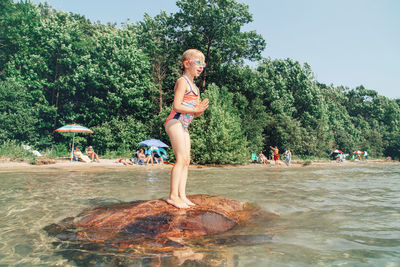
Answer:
[{"xmin": 0, "ymin": 164, "xmax": 399, "ymax": 266}]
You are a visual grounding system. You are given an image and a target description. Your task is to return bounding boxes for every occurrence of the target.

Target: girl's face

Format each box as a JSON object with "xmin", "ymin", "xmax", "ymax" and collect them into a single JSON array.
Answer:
[{"xmin": 184, "ymin": 55, "xmax": 206, "ymax": 77}]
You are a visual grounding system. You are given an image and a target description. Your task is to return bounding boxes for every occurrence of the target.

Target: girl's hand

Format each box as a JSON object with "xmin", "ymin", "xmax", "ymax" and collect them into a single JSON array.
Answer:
[
  {"xmin": 200, "ymin": 98, "xmax": 209, "ymax": 110},
  {"xmin": 195, "ymin": 98, "xmax": 209, "ymax": 113}
]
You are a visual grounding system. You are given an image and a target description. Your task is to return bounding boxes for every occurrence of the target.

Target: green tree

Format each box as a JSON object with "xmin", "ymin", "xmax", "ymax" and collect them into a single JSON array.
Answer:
[
  {"xmin": 0, "ymin": 79, "xmax": 41, "ymax": 144},
  {"xmin": 319, "ymin": 84, "xmax": 359, "ymax": 153},
  {"xmin": 214, "ymin": 64, "xmax": 268, "ymax": 153},
  {"xmin": 2, "ymin": 3, "xmax": 87, "ymax": 146},
  {"xmin": 190, "ymin": 84, "xmax": 249, "ymax": 164},
  {"xmin": 2, "ymin": 2, "xmax": 155, "ymax": 151},
  {"xmin": 1, "ymin": 0, "xmax": 398, "ymax": 162},
  {"xmin": 133, "ymin": 12, "xmax": 181, "ymax": 113},
  {"xmin": 0, "ymin": 0, "xmax": 43, "ymax": 72},
  {"xmin": 173, "ymin": 0, "xmax": 265, "ymax": 87},
  {"xmin": 342, "ymin": 85, "xmax": 400, "ymax": 157},
  {"xmin": 257, "ymin": 58, "xmax": 331, "ymax": 156},
  {"xmin": 73, "ymin": 25, "xmax": 155, "ymax": 126},
  {"xmin": 91, "ymin": 116, "xmax": 148, "ymax": 155},
  {"xmin": 384, "ymin": 131, "xmax": 400, "ymax": 160}
]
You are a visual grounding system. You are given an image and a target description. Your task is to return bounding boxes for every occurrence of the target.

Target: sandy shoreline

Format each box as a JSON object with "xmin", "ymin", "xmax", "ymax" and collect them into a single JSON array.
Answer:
[{"xmin": 0, "ymin": 158, "xmax": 398, "ymax": 172}]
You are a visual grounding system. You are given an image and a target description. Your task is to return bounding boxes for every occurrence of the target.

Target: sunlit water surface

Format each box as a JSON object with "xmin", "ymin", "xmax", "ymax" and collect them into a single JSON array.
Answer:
[{"xmin": 0, "ymin": 164, "xmax": 399, "ymax": 266}]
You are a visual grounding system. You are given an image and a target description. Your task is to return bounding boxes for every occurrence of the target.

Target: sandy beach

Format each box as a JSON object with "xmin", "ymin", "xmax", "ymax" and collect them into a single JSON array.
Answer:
[{"xmin": 0, "ymin": 158, "xmax": 397, "ymax": 172}]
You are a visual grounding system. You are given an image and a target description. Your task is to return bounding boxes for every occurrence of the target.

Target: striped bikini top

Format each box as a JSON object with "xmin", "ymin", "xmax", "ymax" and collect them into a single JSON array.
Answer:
[{"xmin": 181, "ymin": 76, "xmax": 199, "ymax": 103}]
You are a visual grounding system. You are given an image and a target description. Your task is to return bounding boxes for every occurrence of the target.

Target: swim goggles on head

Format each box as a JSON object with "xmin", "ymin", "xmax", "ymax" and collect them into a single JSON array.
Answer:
[{"xmin": 182, "ymin": 59, "xmax": 206, "ymax": 68}]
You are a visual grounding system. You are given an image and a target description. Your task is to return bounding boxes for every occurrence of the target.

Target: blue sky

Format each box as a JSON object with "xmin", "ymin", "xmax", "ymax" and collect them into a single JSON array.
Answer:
[{"xmin": 31, "ymin": 0, "xmax": 400, "ymax": 99}]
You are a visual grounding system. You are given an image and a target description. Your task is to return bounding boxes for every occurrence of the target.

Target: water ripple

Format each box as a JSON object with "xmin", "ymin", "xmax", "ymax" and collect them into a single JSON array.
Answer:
[{"xmin": 0, "ymin": 165, "xmax": 399, "ymax": 266}]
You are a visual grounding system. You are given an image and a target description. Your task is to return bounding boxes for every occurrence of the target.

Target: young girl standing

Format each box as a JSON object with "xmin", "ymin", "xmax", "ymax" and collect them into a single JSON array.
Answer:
[{"xmin": 164, "ymin": 49, "xmax": 209, "ymax": 209}]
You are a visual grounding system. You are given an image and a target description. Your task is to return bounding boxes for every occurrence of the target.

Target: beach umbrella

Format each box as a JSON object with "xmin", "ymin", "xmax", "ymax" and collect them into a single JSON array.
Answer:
[
  {"xmin": 332, "ymin": 149, "xmax": 343, "ymax": 153},
  {"xmin": 353, "ymin": 150, "xmax": 364, "ymax": 154},
  {"xmin": 138, "ymin": 139, "xmax": 169, "ymax": 148},
  {"xmin": 55, "ymin": 124, "xmax": 93, "ymax": 161}
]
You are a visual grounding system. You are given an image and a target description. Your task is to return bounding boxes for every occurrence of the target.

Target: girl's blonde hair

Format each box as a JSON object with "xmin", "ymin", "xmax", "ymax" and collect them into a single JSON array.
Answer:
[{"xmin": 181, "ymin": 49, "xmax": 205, "ymax": 63}]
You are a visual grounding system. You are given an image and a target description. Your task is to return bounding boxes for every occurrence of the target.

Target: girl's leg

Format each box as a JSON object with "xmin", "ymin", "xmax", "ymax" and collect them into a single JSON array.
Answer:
[
  {"xmin": 165, "ymin": 120, "xmax": 190, "ymax": 209},
  {"xmin": 179, "ymin": 130, "xmax": 195, "ymax": 206}
]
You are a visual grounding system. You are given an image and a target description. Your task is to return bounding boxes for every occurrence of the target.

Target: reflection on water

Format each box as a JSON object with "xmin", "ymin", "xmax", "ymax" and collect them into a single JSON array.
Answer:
[{"xmin": 0, "ymin": 164, "xmax": 399, "ymax": 266}]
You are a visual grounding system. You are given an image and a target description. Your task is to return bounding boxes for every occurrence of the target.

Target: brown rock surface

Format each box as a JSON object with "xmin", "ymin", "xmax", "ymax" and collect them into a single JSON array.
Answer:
[
  {"xmin": 47, "ymin": 195, "xmax": 257, "ymax": 241},
  {"xmin": 45, "ymin": 194, "xmax": 278, "ymax": 265}
]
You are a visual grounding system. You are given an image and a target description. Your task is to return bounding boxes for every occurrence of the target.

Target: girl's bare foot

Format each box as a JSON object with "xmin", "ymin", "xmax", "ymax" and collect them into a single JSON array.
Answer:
[
  {"xmin": 181, "ymin": 197, "xmax": 196, "ymax": 206},
  {"xmin": 166, "ymin": 198, "xmax": 189, "ymax": 209}
]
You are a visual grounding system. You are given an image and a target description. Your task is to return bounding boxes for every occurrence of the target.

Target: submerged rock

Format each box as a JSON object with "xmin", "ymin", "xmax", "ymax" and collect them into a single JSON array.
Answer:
[{"xmin": 45, "ymin": 194, "xmax": 278, "ymax": 266}]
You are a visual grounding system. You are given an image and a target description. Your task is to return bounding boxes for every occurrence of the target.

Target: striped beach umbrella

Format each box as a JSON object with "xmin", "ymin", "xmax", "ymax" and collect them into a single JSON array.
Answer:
[
  {"xmin": 55, "ymin": 124, "xmax": 93, "ymax": 133},
  {"xmin": 55, "ymin": 124, "xmax": 93, "ymax": 161}
]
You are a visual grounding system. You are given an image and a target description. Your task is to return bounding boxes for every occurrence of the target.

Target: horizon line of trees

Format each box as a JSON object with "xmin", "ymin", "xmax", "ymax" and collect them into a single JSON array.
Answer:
[{"xmin": 1, "ymin": 0, "xmax": 399, "ymax": 162}]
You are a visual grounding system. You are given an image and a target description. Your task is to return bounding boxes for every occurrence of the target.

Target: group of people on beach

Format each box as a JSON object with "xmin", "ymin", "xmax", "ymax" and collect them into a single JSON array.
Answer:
[
  {"xmin": 258, "ymin": 146, "xmax": 292, "ymax": 166},
  {"xmin": 118, "ymin": 148, "xmax": 165, "ymax": 166},
  {"xmin": 73, "ymin": 146, "xmax": 100, "ymax": 163}
]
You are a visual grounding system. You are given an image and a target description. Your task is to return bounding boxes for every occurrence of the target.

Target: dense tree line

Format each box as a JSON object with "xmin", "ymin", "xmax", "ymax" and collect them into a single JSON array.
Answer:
[{"xmin": 1, "ymin": 0, "xmax": 399, "ymax": 161}]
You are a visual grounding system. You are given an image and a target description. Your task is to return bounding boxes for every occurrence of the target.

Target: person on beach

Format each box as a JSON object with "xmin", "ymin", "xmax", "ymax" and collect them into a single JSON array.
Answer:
[
  {"xmin": 364, "ymin": 150, "xmax": 368, "ymax": 161},
  {"xmin": 138, "ymin": 148, "xmax": 146, "ymax": 165},
  {"xmin": 73, "ymin": 146, "xmax": 91, "ymax": 163},
  {"xmin": 145, "ymin": 149, "xmax": 154, "ymax": 166},
  {"xmin": 86, "ymin": 146, "xmax": 100, "ymax": 163},
  {"xmin": 284, "ymin": 148, "xmax": 291, "ymax": 166},
  {"xmin": 258, "ymin": 151, "xmax": 269, "ymax": 165},
  {"xmin": 270, "ymin": 146, "xmax": 279, "ymax": 166},
  {"xmin": 152, "ymin": 150, "xmax": 164, "ymax": 164},
  {"xmin": 118, "ymin": 158, "xmax": 133, "ymax": 165},
  {"xmin": 164, "ymin": 49, "xmax": 209, "ymax": 209}
]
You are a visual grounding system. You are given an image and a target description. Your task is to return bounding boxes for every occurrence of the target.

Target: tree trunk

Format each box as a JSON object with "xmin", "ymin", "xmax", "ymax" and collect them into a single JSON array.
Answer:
[
  {"xmin": 159, "ymin": 82, "xmax": 163, "ymax": 113},
  {"xmin": 202, "ymin": 42, "xmax": 212, "ymax": 90},
  {"xmin": 53, "ymin": 54, "xmax": 59, "ymax": 128}
]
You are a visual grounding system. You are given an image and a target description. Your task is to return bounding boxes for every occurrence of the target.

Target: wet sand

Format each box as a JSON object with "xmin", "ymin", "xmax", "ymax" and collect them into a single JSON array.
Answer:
[{"xmin": 0, "ymin": 158, "xmax": 397, "ymax": 172}]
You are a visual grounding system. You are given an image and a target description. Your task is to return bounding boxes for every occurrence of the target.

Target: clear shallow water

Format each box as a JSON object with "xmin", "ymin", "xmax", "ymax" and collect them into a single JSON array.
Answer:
[{"xmin": 0, "ymin": 164, "xmax": 399, "ymax": 266}]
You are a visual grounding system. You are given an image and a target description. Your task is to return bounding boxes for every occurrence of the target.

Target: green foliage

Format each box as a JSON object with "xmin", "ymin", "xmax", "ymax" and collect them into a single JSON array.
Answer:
[
  {"xmin": 213, "ymin": 65, "xmax": 268, "ymax": 153},
  {"xmin": 80, "ymin": 26, "xmax": 155, "ymax": 125},
  {"xmin": 133, "ymin": 12, "xmax": 181, "ymax": 111},
  {"xmin": 1, "ymin": 2, "xmax": 155, "ymax": 152},
  {"xmin": 257, "ymin": 58, "xmax": 331, "ymax": 156},
  {"xmin": 264, "ymin": 113, "xmax": 304, "ymax": 154},
  {"xmin": 173, "ymin": 0, "xmax": 265, "ymax": 87},
  {"xmin": 0, "ymin": 0, "xmax": 399, "ymax": 163},
  {"xmin": 191, "ymin": 84, "xmax": 249, "ymax": 164},
  {"xmin": 0, "ymin": 80, "xmax": 40, "ymax": 144},
  {"xmin": 384, "ymin": 132, "xmax": 400, "ymax": 160},
  {"xmin": 41, "ymin": 143, "xmax": 69, "ymax": 158},
  {"xmin": 0, "ymin": 1, "xmax": 41, "ymax": 71},
  {"xmin": 0, "ymin": 140, "xmax": 35, "ymax": 160},
  {"xmin": 91, "ymin": 116, "xmax": 149, "ymax": 155}
]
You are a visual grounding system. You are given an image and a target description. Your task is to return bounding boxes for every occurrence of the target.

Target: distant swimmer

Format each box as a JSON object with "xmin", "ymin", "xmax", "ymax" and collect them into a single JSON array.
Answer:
[{"xmin": 270, "ymin": 146, "xmax": 279, "ymax": 166}]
